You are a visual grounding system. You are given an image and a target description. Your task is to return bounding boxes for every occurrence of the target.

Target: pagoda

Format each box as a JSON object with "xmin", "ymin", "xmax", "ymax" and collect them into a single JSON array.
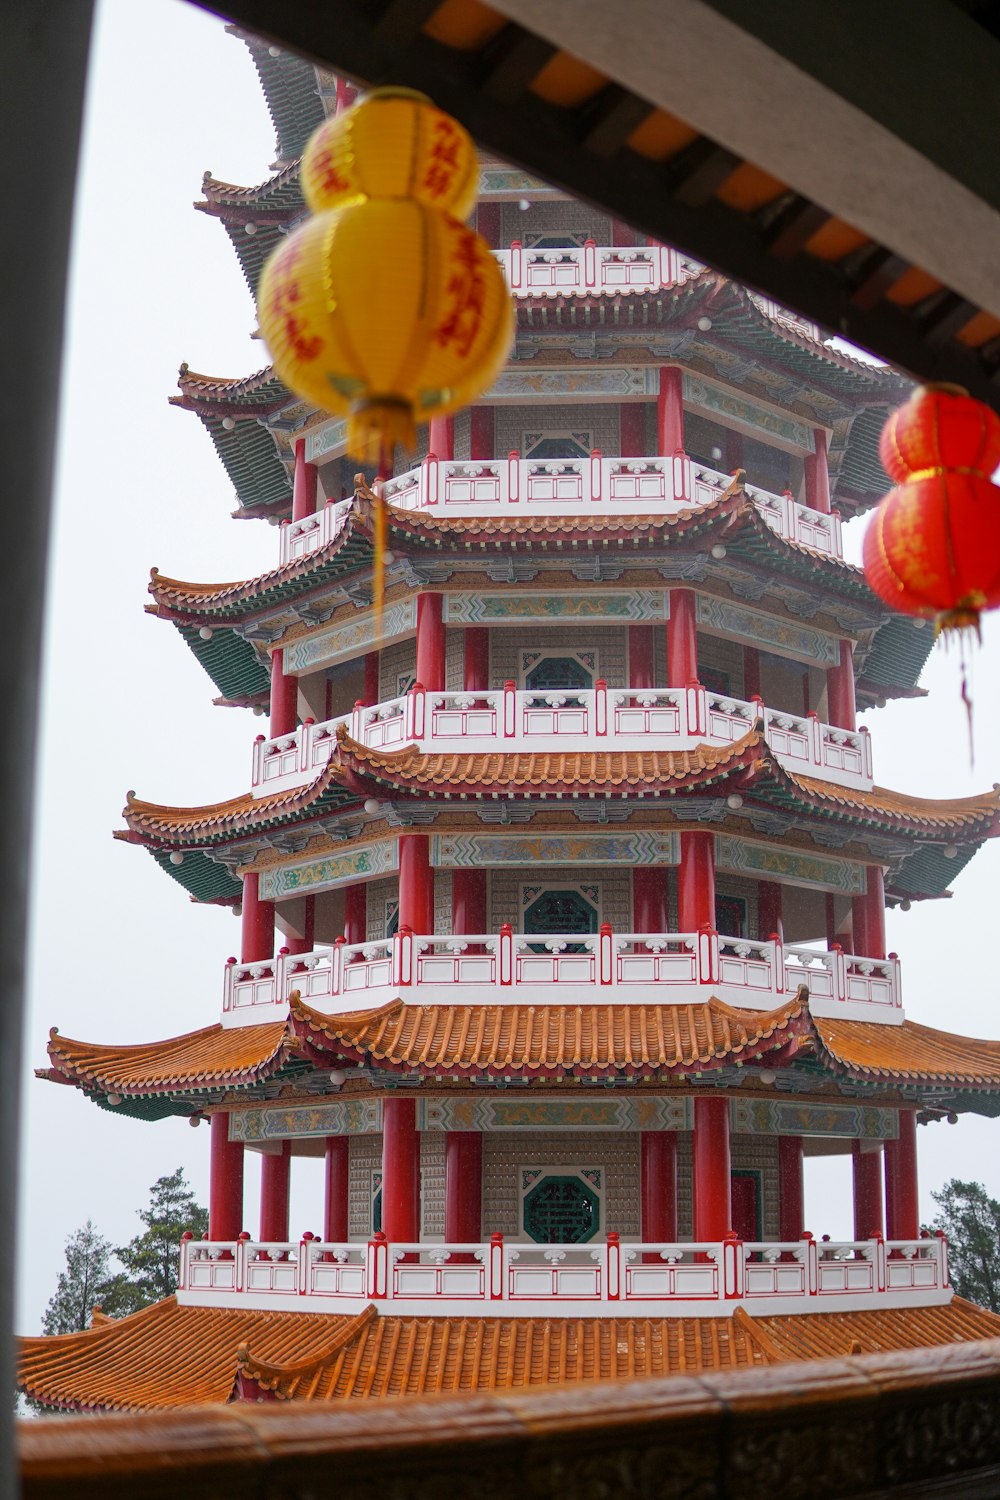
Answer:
[{"xmin": 20, "ymin": 32, "xmax": 1000, "ymax": 1414}]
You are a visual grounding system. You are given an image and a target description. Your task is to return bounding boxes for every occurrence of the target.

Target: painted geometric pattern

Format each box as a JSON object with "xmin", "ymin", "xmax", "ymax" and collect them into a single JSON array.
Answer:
[
  {"xmin": 230, "ymin": 1098, "xmax": 382, "ymax": 1143},
  {"xmin": 696, "ymin": 594, "xmax": 840, "ymax": 667},
  {"xmin": 443, "ymin": 591, "xmax": 669, "ymax": 625},
  {"xmin": 715, "ymin": 836, "xmax": 866, "ymax": 896},
  {"xmin": 260, "ymin": 840, "xmax": 399, "ymax": 902},
  {"xmin": 431, "ymin": 831, "xmax": 680, "ymax": 870},
  {"xmin": 284, "ymin": 597, "xmax": 416, "ymax": 674},
  {"xmin": 487, "ymin": 366, "xmax": 659, "ymax": 401},
  {"xmin": 682, "ymin": 373, "xmax": 815, "ymax": 452},
  {"xmin": 418, "ymin": 1097, "xmax": 692, "ymax": 1133},
  {"xmin": 729, "ymin": 1099, "xmax": 899, "ymax": 1140}
]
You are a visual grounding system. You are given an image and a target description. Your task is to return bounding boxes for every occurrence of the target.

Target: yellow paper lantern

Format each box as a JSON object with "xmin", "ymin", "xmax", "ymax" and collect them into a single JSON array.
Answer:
[
  {"xmin": 300, "ymin": 87, "xmax": 478, "ymax": 220},
  {"xmin": 258, "ymin": 197, "xmax": 513, "ymax": 459}
]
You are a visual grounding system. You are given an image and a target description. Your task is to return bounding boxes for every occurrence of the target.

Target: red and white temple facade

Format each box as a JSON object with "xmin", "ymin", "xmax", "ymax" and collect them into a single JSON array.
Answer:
[{"xmin": 21, "ymin": 30, "xmax": 1000, "ymax": 1411}]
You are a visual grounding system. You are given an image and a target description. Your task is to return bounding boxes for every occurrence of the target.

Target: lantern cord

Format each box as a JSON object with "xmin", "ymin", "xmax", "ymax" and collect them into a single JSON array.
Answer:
[
  {"xmin": 372, "ymin": 442, "xmax": 391, "ymax": 637},
  {"xmin": 960, "ymin": 637, "xmax": 975, "ymax": 770}
]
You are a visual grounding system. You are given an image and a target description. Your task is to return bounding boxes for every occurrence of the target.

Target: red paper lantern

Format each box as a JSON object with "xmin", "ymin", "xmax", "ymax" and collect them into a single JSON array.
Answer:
[{"xmin": 863, "ymin": 385, "xmax": 1000, "ymax": 635}]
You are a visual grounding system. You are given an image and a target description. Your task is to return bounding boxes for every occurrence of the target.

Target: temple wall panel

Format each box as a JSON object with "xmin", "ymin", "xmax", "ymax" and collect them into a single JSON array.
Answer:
[
  {"xmin": 500, "ymin": 201, "xmax": 612, "ymax": 245},
  {"xmin": 695, "ymin": 633, "xmax": 746, "ymax": 697},
  {"xmin": 731, "ymin": 1133, "xmax": 780, "ymax": 1239},
  {"xmin": 489, "ymin": 624, "xmax": 627, "ymax": 689},
  {"xmin": 349, "ymin": 1133, "xmax": 382, "ymax": 1239},
  {"xmin": 482, "ymin": 1130, "xmax": 641, "ymax": 1238},
  {"xmin": 494, "ymin": 403, "xmax": 621, "ymax": 457},
  {"xmin": 453, "ymin": 408, "xmax": 471, "ymax": 461},
  {"xmin": 378, "ymin": 639, "xmax": 417, "ymax": 699},
  {"xmin": 445, "ymin": 629, "xmax": 464, "ymax": 690},
  {"xmin": 365, "ymin": 878, "xmax": 398, "ymax": 940},
  {"xmin": 434, "ymin": 869, "xmax": 454, "ymax": 934},
  {"xmin": 488, "ymin": 867, "xmax": 632, "ymax": 933},
  {"xmin": 420, "ymin": 1132, "xmax": 446, "ymax": 1238}
]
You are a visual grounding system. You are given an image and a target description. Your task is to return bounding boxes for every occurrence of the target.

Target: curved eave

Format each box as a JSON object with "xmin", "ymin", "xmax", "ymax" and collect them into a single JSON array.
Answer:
[
  {"xmin": 120, "ymin": 758, "xmax": 360, "ymax": 851},
  {"xmin": 289, "ymin": 992, "xmax": 808, "ymax": 1077},
  {"xmin": 810, "ymin": 1015, "xmax": 1000, "ymax": 1094},
  {"xmin": 40, "ymin": 1019, "xmax": 308, "ymax": 1119},
  {"xmin": 236, "ymin": 30, "xmax": 326, "ymax": 163},
  {"xmin": 147, "ymin": 485, "xmax": 885, "ymax": 629},
  {"xmin": 856, "ymin": 615, "xmax": 936, "ymax": 707},
  {"xmin": 172, "ymin": 621, "xmax": 270, "ymax": 703}
]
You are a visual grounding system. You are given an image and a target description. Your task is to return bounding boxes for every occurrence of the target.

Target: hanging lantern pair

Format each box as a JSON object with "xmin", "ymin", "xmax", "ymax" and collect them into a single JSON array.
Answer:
[
  {"xmin": 863, "ymin": 384, "xmax": 1000, "ymax": 638},
  {"xmin": 258, "ymin": 89, "xmax": 514, "ymax": 462}
]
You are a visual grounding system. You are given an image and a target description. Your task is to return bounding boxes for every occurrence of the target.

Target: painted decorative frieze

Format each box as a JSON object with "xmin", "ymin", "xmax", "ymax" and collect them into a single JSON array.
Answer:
[
  {"xmin": 230, "ymin": 1098, "xmax": 382, "ymax": 1142},
  {"xmin": 485, "ymin": 366, "xmax": 660, "ymax": 402},
  {"xmin": 418, "ymin": 1096, "xmax": 693, "ymax": 1133},
  {"xmin": 715, "ymin": 836, "xmax": 866, "ymax": 896},
  {"xmin": 259, "ymin": 840, "xmax": 399, "ymax": 901},
  {"xmin": 283, "ymin": 598, "xmax": 416, "ymax": 674},
  {"xmin": 730, "ymin": 1099, "xmax": 898, "ymax": 1140},
  {"xmin": 696, "ymin": 594, "xmax": 841, "ymax": 667},
  {"xmin": 303, "ymin": 417, "xmax": 349, "ymax": 463},
  {"xmin": 682, "ymin": 373, "xmax": 816, "ymax": 453},
  {"xmin": 431, "ymin": 831, "xmax": 681, "ymax": 869},
  {"xmin": 443, "ymin": 590, "xmax": 668, "ymax": 625}
]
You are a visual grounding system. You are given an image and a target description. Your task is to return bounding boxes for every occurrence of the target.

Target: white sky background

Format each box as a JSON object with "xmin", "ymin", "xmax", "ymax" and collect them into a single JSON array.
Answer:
[{"xmin": 16, "ymin": 0, "xmax": 1000, "ymax": 1332}]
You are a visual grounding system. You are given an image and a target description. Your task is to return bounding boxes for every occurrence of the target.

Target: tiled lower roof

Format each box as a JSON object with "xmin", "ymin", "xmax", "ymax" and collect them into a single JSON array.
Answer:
[
  {"xmin": 816, "ymin": 1017, "xmax": 1000, "ymax": 1087},
  {"xmin": 18, "ymin": 1296, "xmax": 1000, "ymax": 1412},
  {"xmin": 290, "ymin": 994, "xmax": 807, "ymax": 1075},
  {"xmin": 43, "ymin": 1020, "xmax": 298, "ymax": 1097}
]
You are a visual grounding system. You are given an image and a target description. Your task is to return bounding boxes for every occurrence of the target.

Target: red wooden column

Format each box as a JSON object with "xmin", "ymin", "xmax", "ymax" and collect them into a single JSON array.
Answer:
[
  {"xmin": 363, "ymin": 652, "xmax": 380, "ymax": 707},
  {"xmin": 804, "ymin": 428, "xmax": 832, "ymax": 513},
  {"xmin": 399, "ymin": 833, "xmax": 434, "ymax": 934},
  {"xmin": 632, "ymin": 867, "xmax": 667, "ymax": 936},
  {"xmin": 464, "ymin": 628, "xmax": 489, "ymax": 691},
  {"xmin": 476, "ymin": 203, "xmax": 501, "ymax": 248},
  {"xmin": 470, "ymin": 406, "xmax": 495, "ymax": 461},
  {"xmin": 284, "ymin": 897, "xmax": 315, "ymax": 956},
  {"xmin": 758, "ymin": 882, "xmax": 784, "ymax": 943},
  {"xmin": 692, "ymin": 1097, "xmax": 731, "ymax": 1240},
  {"xmin": 269, "ymin": 650, "xmax": 298, "ymax": 738},
  {"xmin": 292, "ymin": 437, "xmax": 318, "ymax": 521},
  {"xmin": 209, "ymin": 1113, "xmax": 244, "ymax": 1241},
  {"xmin": 852, "ymin": 866, "xmax": 886, "ymax": 960},
  {"xmin": 667, "ymin": 589, "xmax": 698, "ymax": 686},
  {"xmin": 640, "ymin": 1130, "xmax": 677, "ymax": 1243},
  {"xmin": 678, "ymin": 832, "xmax": 715, "ymax": 931},
  {"xmin": 852, "ymin": 1140, "xmax": 885, "ymax": 1239},
  {"xmin": 259, "ymin": 1140, "xmax": 291, "ymax": 1243},
  {"xmin": 344, "ymin": 884, "xmax": 367, "ymax": 944},
  {"xmin": 382, "ymin": 1097, "xmax": 420, "ymax": 1242},
  {"xmin": 628, "ymin": 625, "xmax": 655, "ymax": 688},
  {"xmin": 335, "ymin": 77, "xmax": 358, "ymax": 113},
  {"xmin": 241, "ymin": 873, "xmax": 274, "ymax": 964},
  {"xmin": 428, "ymin": 416, "xmax": 454, "ymax": 460},
  {"xmin": 415, "ymin": 593, "xmax": 445, "ymax": 692},
  {"xmin": 324, "ymin": 1136, "xmax": 350, "ymax": 1242},
  {"xmin": 620, "ymin": 403, "xmax": 646, "ymax": 458},
  {"xmin": 657, "ymin": 366, "xmax": 684, "ymax": 454},
  {"xmin": 827, "ymin": 640, "xmax": 857, "ymax": 731},
  {"xmin": 777, "ymin": 1136, "xmax": 804, "ymax": 1241},
  {"xmin": 885, "ymin": 1110, "xmax": 919, "ymax": 1240},
  {"xmin": 453, "ymin": 869, "xmax": 487, "ymax": 935},
  {"xmin": 445, "ymin": 1133, "xmax": 483, "ymax": 1244}
]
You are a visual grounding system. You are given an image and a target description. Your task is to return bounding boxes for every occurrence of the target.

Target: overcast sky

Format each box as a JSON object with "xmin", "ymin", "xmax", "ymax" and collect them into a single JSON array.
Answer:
[{"xmin": 16, "ymin": 0, "xmax": 1000, "ymax": 1333}]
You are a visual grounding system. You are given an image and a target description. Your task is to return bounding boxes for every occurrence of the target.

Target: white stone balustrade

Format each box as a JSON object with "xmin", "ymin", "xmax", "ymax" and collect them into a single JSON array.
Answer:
[
  {"xmin": 220, "ymin": 927, "xmax": 902, "ymax": 1027},
  {"xmin": 178, "ymin": 1231, "xmax": 949, "ymax": 1316},
  {"xmin": 494, "ymin": 241, "xmax": 702, "ymax": 298},
  {"xmin": 376, "ymin": 450, "xmax": 843, "ymax": 556},
  {"xmin": 277, "ymin": 498, "xmax": 352, "ymax": 566},
  {"xmin": 250, "ymin": 684, "xmax": 872, "ymax": 796}
]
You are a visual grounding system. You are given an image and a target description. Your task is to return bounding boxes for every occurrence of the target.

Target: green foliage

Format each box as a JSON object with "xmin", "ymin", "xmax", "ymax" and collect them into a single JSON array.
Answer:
[
  {"xmin": 930, "ymin": 1178, "xmax": 1000, "ymax": 1313},
  {"xmin": 109, "ymin": 1168, "xmax": 209, "ymax": 1311},
  {"xmin": 40, "ymin": 1170, "xmax": 208, "ymax": 1334},
  {"xmin": 41, "ymin": 1221, "xmax": 115, "ymax": 1336}
]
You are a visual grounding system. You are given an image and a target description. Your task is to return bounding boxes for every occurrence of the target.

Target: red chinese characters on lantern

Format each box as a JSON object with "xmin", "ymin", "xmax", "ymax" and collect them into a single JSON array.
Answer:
[
  {"xmin": 434, "ymin": 231, "xmax": 486, "ymax": 359},
  {"xmin": 307, "ymin": 143, "xmax": 353, "ymax": 204},
  {"xmin": 422, "ymin": 118, "xmax": 462, "ymax": 204},
  {"xmin": 264, "ymin": 239, "xmax": 324, "ymax": 365}
]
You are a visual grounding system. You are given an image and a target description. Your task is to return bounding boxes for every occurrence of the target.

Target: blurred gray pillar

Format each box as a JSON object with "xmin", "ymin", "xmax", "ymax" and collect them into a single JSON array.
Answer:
[{"xmin": 2, "ymin": 0, "xmax": 95, "ymax": 1483}]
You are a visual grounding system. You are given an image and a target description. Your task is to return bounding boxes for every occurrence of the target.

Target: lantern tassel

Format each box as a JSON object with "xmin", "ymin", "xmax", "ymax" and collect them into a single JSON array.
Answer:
[
  {"xmin": 960, "ymin": 646, "xmax": 975, "ymax": 770},
  {"xmin": 349, "ymin": 398, "xmax": 417, "ymax": 466}
]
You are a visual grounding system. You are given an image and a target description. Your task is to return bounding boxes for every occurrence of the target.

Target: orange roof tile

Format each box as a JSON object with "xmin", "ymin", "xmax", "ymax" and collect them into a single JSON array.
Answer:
[
  {"xmin": 333, "ymin": 729, "xmax": 760, "ymax": 798},
  {"xmin": 814, "ymin": 1016, "xmax": 1000, "ymax": 1087},
  {"xmin": 289, "ymin": 994, "xmax": 807, "ymax": 1074},
  {"xmin": 19, "ymin": 1297, "xmax": 1000, "ymax": 1412},
  {"xmin": 45, "ymin": 1020, "xmax": 297, "ymax": 1096},
  {"xmin": 17, "ymin": 1298, "xmax": 346, "ymax": 1412},
  {"xmin": 121, "ymin": 756, "xmax": 355, "ymax": 844},
  {"xmin": 782, "ymin": 769, "xmax": 1000, "ymax": 833},
  {"xmin": 755, "ymin": 1298, "xmax": 1000, "ymax": 1361}
]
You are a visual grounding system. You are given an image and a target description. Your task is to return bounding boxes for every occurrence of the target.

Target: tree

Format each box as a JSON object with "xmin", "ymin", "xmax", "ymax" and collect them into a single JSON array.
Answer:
[
  {"xmin": 930, "ymin": 1178, "xmax": 1000, "ymax": 1313},
  {"xmin": 41, "ymin": 1221, "xmax": 115, "ymax": 1335},
  {"xmin": 104, "ymin": 1168, "xmax": 209, "ymax": 1314}
]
